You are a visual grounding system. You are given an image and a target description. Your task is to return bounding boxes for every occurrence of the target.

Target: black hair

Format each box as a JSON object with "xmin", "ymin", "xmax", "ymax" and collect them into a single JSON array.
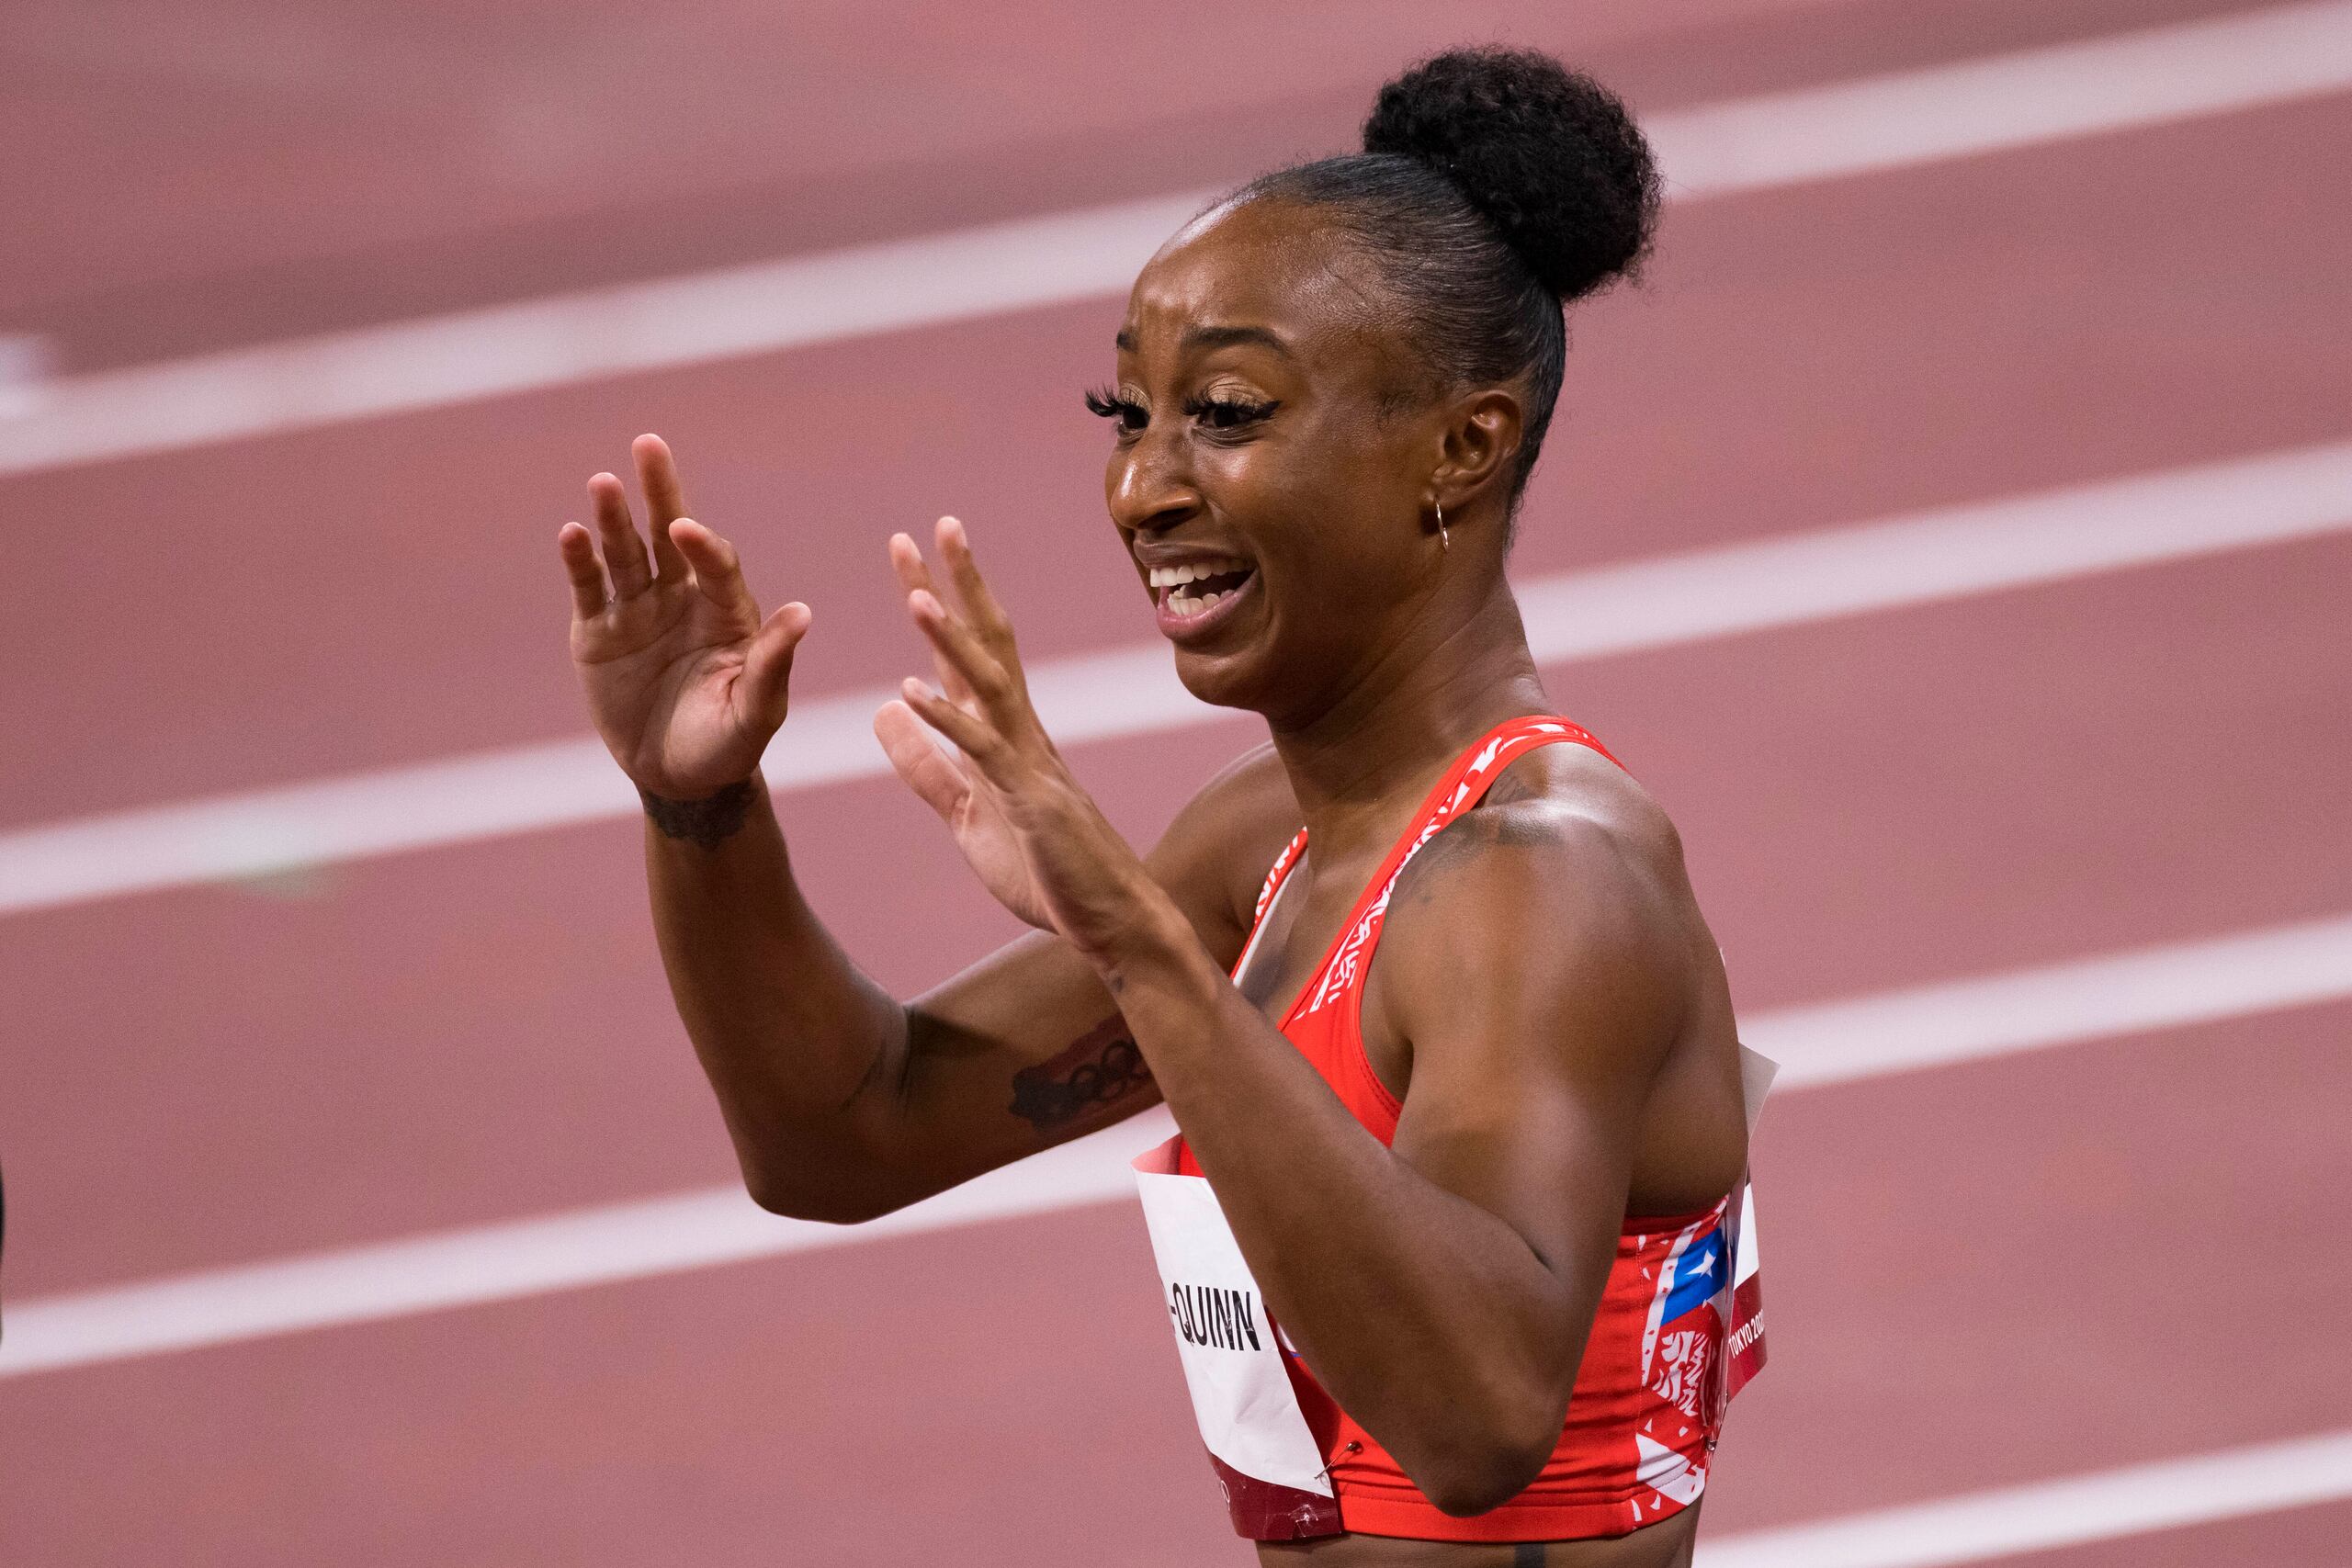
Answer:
[{"xmin": 1235, "ymin": 48, "xmax": 1659, "ymax": 503}]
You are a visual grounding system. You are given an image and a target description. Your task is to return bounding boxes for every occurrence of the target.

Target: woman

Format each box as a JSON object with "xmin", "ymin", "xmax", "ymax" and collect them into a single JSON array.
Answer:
[{"xmin": 558, "ymin": 49, "xmax": 1762, "ymax": 1565}]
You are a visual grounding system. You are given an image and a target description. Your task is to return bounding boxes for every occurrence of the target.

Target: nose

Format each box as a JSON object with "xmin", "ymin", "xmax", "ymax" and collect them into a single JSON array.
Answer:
[{"xmin": 1108, "ymin": 423, "xmax": 1204, "ymax": 537}]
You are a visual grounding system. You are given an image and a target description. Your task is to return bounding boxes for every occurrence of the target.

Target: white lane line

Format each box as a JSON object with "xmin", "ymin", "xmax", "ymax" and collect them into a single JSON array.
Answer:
[
  {"xmin": 0, "ymin": 333, "xmax": 50, "ymax": 422},
  {"xmin": 1750, "ymin": 913, "xmax": 2352, "ymax": 1089},
  {"xmin": 0, "ymin": 1108, "xmax": 1173, "ymax": 1383},
  {"xmin": 6, "ymin": 908, "xmax": 2347, "ymax": 1379},
  {"xmin": 1697, "ymin": 1428, "xmax": 2352, "ymax": 1567},
  {"xmin": 1654, "ymin": 0, "xmax": 2352, "ymax": 196},
  {"xmin": 4, "ymin": 2, "xmax": 2348, "ymax": 479},
  {"xmin": 3, "ymin": 437, "xmax": 2346, "ymax": 919}
]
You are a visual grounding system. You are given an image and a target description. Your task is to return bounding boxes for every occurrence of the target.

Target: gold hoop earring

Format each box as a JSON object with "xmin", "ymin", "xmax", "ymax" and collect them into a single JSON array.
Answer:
[{"xmin": 1435, "ymin": 498, "xmax": 1449, "ymax": 552}]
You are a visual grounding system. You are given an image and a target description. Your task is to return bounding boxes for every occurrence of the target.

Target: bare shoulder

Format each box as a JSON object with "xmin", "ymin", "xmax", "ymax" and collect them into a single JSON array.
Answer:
[
  {"xmin": 1147, "ymin": 739, "xmax": 1304, "ymax": 951},
  {"xmin": 1404, "ymin": 740, "xmax": 1690, "ymax": 919},
  {"xmin": 1374, "ymin": 741, "xmax": 1696, "ymax": 1057},
  {"xmin": 1374, "ymin": 740, "xmax": 1747, "ymax": 1211}
]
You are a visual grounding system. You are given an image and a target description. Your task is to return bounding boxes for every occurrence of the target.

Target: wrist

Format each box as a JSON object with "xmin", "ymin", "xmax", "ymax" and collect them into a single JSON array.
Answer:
[
  {"xmin": 1087, "ymin": 878, "xmax": 1216, "ymax": 996},
  {"xmin": 640, "ymin": 774, "xmax": 763, "ymax": 848}
]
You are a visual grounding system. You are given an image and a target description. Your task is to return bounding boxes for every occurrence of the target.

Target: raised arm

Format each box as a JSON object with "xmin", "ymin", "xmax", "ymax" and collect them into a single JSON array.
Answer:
[
  {"xmin": 558, "ymin": 437, "xmax": 1295, "ymax": 1223},
  {"xmin": 641, "ymin": 750, "xmax": 1288, "ymax": 1223}
]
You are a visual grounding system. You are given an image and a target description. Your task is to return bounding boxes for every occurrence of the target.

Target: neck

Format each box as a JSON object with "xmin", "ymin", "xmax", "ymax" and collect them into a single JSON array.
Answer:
[{"xmin": 1265, "ymin": 570, "xmax": 1549, "ymax": 869}]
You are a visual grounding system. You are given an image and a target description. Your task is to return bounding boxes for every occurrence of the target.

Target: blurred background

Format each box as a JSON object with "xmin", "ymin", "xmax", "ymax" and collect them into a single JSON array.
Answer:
[{"xmin": 3, "ymin": 1, "xmax": 2349, "ymax": 1562}]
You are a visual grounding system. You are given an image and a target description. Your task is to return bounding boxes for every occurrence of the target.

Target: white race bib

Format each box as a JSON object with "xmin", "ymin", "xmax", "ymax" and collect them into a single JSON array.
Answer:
[{"xmin": 1134, "ymin": 1137, "xmax": 1343, "ymax": 1539}]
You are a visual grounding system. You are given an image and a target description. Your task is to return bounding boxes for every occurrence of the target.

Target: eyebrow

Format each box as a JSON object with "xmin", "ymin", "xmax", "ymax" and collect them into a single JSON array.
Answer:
[
  {"xmin": 1184, "ymin": 323, "xmax": 1290, "ymax": 355},
  {"xmin": 1112, "ymin": 323, "xmax": 1292, "ymax": 356}
]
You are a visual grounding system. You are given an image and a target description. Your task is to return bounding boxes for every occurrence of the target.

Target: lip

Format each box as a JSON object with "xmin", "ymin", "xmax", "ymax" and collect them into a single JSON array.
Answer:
[{"xmin": 1151, "ymin": 568, "xmax": 1258, "ymax": 644}]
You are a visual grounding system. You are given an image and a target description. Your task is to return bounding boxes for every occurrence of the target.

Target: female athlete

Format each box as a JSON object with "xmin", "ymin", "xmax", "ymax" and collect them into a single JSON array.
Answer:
[{"xmin": 558, "ymin": 48, "xmax": 1762, "ymax": 1566}]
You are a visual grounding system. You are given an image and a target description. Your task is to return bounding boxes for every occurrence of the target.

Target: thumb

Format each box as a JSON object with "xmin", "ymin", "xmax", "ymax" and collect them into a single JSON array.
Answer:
[
  {"xmin": 874, "ymin": 699, "xmax": 971, "ymax": 823},
  {"xmin": 740, "ymin": 602, "xmax": 811, "ymax": 734}
]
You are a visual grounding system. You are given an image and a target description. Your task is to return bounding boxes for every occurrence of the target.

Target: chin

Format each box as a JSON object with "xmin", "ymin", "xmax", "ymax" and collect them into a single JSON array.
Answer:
[{"xmin": 1170, "ymin": 642, "xmax": 1283, "ymax": 715}]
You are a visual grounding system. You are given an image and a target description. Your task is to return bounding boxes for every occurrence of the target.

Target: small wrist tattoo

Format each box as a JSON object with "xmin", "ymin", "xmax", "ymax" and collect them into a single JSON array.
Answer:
[{"xmin": 640, "ymin": 779, "xmax": 757, "ymax": 848}]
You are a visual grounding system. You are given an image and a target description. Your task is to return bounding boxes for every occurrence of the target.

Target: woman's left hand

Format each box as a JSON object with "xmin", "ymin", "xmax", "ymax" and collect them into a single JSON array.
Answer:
[{"xmin": 874, "ymin": 517, "xmax": 1164, "ymax": 965}]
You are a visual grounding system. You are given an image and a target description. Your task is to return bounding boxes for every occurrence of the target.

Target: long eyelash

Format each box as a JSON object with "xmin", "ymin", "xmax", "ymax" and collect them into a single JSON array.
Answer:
[{"xmin": 1083, "ymin": 385, "xmax": 1137, "ymax": 420}]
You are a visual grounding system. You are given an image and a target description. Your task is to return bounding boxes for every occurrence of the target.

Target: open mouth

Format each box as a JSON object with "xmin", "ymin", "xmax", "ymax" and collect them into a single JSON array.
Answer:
[{"xmin": 1148, "ymin": 559, "xmax": 1256, "ymax": 621}]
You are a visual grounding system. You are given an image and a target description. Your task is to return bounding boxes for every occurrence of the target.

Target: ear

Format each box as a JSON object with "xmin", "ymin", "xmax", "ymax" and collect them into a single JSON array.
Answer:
[{"xmin": 1430, "ymin": 388, "xmax": 1524, "ymax": 518}]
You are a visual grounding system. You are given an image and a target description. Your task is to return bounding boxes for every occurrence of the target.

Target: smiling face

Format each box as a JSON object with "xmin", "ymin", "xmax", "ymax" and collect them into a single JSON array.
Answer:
[{"xmin": 1096, "ymin": 197, "xmax": 1499, "ymax": 725}]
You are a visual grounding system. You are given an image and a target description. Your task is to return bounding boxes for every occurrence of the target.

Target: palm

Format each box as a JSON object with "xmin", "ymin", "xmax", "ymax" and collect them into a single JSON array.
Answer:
[
  {"xmin": 573, "ymin": 585, "xmax": 749, "ymax": 788},
  {"xmin": 559, "ymin": 436, "xmax": 810, "ymax": 800},
  {"xmin": 874, "ymin": 699, "xmax": 1056, "ymax": 929}
]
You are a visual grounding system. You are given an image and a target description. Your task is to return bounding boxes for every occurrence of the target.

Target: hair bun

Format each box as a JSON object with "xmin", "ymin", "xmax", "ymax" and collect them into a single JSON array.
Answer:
[{"xmin": 1363, "ymin": 48, "xmax": 1659, "ymax": 302}]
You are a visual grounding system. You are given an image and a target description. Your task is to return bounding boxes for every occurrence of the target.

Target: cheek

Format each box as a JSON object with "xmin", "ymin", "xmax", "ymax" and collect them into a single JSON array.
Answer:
[
  {"xmin": 1244, "ymin": 429, "xmax": 1420, "ymax": 582},
  {"xmin": 1209, "ymin": 409, "xmax": 1394, "ymax": 527},
  {"xmin": 1252, "ymin": 502, "xmax": 1402, "ymax": 658}
]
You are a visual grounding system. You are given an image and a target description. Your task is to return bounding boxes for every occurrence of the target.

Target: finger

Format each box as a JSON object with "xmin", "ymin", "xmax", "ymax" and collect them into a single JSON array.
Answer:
[
  {"xmin": 873, "ymin": 698, "xmax": 973, "ymax": 824},
  {"xmin": 589, "ymin": 472, "xmax": 653, "ymax": 597},
  {"xmin": 633, "ymin": 433, "xmax": 691, "ymax": 583},
  {"xmin": 907, "ymin": 587, "xmax": 1018, "ymax": 721},
  {"xmin": 898, "ymin": 677, "xmax": 1015, "ymax": 784},
  {"xmin": 557, "ymin": 522, "xmax": 608, "ymax": 618},
  {"xmin": 936, "ymin": 517, "xmax": 1016, "ymax": 649},
  {"xmin": 668, "ymin": 518, "xmax": 752, "ymax": 612},
  {"xmin": 888, "ymin": 529, "xmax": 933, "ymax": 596},
  {"xmin": 890, "ymin": 532, "xmax": 974, "ymax": 703},
  {"xmin": 937, "ymin": 517, "xmax": 1031, "ymax": 704},
  {"xmin": 739, "ymin": 601, "xmax": 812, "ymax": 734}
]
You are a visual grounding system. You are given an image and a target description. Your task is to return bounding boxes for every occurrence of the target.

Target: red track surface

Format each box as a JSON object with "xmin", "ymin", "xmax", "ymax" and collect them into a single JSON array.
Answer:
[{"xmin": 3, "ymin": 2, "xmax": 2346, "ymax": 1562}]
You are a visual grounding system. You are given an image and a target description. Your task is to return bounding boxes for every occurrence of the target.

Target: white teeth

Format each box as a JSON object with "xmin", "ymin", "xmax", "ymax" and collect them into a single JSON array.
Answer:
[
  {"xmin": 1147, "ymin": 560, "xmax": 1248, "ymax": 589},
  {"xmin": 1165, "ymin": 586, "xmax": 1234, "ymax": 619}
]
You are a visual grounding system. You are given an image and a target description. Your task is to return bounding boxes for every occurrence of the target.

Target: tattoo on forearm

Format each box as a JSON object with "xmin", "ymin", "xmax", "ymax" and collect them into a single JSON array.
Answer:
[
  {"xmin": 640, "ymin": 780, "xmax": 756, "ymax": 848},
  {"xmin": 1513, "ymin": 1546, "xmax": 1547, "ymax": 1568},
  {"xmin": 1009, "ymin": 1015, "xmax": 1154, "ymax": 1133}
]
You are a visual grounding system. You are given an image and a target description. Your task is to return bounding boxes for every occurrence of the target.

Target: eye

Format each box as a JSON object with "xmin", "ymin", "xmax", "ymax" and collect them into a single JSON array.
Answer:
[
  {"xmin": 1184, "ymin": 393, "xmax": 1280, "ymax": 434},
  {"xmin": 1084, "ymin": 385, "xmax": 1148, "ymax": 438}
]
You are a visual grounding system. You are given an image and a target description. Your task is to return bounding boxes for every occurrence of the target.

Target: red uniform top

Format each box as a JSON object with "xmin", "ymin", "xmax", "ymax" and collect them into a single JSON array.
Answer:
[{"xmin": 1160, "ymin": 715, "xmax": 1764, "ymax": 1542}]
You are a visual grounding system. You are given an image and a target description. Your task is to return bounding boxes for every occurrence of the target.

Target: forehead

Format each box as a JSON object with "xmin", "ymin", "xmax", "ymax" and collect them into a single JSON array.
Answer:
[{"xmin": 1118, "ymin": 196, "xmax": 1396, "ymax": 368}]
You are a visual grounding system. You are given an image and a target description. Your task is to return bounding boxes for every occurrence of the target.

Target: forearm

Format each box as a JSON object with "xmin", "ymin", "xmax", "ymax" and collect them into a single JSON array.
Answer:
[
  {"xmin": 1096, "ymin": 897, "xmax": 1580, "ymax": 1502},
  {"xmin": 643, "ymin": 775, "xmax": 910, "ymax": 1219}
]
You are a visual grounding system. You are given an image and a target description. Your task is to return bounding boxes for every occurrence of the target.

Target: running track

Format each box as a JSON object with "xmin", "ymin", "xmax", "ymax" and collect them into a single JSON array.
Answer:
[{"xmin": 3, "ymin": 2, "xmax": 2348, "ymax": 1562}]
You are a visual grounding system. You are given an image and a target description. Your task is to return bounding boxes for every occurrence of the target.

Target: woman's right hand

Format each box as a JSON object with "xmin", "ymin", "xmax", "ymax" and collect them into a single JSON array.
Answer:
[{"xmin": 558, "ymin": 434, "xmax": 812, "ymax": 800}]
